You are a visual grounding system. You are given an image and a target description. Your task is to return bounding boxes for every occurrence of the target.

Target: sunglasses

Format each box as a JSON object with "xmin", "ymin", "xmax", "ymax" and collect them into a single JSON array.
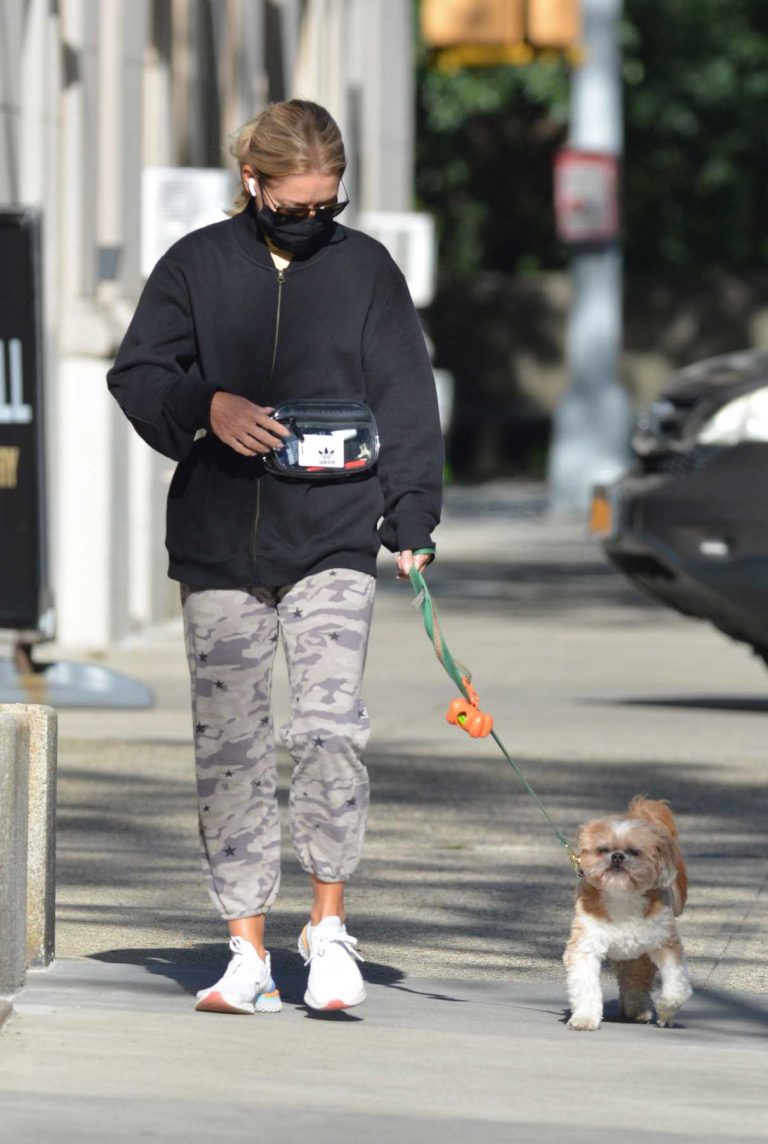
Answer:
[{"xmin": 259, "ymin": 177, "xmax": 349, "ymax": 223}]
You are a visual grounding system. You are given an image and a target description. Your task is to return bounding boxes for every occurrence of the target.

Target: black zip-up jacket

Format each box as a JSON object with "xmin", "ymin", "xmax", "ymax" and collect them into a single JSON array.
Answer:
[{"xmin": 107, "ymin": 205, "xmax": 443, "ymax": 588}]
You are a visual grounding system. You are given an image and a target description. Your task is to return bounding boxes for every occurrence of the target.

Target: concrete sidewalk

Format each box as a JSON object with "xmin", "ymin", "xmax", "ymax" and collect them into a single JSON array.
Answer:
[
  {"xmin": 1, "ymin": 483, "xmax": 768, "ymax": 1141},
  {"xmin": 2, "ymin": 959, "xmax": 767, "ymax": 1143}
]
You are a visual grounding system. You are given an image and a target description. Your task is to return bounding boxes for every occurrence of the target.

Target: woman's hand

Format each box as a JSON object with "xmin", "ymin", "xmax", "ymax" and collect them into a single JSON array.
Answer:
[
  {"xmin": 395, "ymin": 550, "xmax": 434, "ymax": 580},
  {"xmin": 209, "ymin": 392, "xmax": 291, "ymax": 457}
]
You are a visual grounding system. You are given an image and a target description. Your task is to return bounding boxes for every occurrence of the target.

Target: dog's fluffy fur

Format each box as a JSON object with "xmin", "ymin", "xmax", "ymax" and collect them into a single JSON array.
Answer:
[{"xmin": 563, "ymin": 797, "xmax": 691, "ymax": 1031}]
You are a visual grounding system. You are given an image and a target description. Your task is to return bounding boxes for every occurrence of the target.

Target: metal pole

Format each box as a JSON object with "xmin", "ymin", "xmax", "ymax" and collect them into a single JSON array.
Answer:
[{"xmin": 548, "ymin": 0, "xmax": 631, "ymax": 514}]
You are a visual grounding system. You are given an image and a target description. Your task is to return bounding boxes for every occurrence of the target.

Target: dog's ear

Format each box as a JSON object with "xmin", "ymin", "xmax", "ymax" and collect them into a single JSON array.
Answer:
[
  {"xmin": 670, "ymin": 850, "xmax": 688, "ymax": 916},
  {"xmin": 627, "ymin": 796, "xmax": 679, "ymax": 837},
  {"xmin": 652, "ymin": 829, "xmax": 687, "ymax": 914}
]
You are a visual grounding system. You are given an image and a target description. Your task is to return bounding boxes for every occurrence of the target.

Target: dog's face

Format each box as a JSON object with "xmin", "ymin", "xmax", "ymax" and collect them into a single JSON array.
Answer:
[{"xmin": 577, "ymin": 818, "xmax": 678, "ymax": 895}]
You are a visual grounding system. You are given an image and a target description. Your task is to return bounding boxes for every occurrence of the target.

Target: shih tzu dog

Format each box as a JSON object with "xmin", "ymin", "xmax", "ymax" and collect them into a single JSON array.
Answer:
[{"xmin": 564, "ymin": 796, "xmax": 691, "ymax": 1031}]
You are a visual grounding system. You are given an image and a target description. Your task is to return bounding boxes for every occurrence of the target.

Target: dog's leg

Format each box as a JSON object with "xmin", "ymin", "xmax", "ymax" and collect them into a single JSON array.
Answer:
[
  {"xmin": 649, "ymin": 940, "xmax": 692, "ymax": 1027},
  {"xmin": 614, "ymin": 955, "xmax": 655, "ymax": 1023},
  {"xmin": 564, "ymin": 944, "xmax": 604, "ymax": 1031}
]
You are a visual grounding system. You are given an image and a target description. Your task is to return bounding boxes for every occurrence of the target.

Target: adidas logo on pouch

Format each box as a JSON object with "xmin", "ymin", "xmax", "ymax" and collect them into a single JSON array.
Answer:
[{"xmin": 299, "ymin": 434, "xmax": 344, "ymax": 467}]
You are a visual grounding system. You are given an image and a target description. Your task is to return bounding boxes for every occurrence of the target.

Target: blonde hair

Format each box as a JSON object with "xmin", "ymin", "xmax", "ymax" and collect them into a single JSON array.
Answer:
[{"xmin": 228, "ymin": 100, "xmax": 346, "ymax": 214}]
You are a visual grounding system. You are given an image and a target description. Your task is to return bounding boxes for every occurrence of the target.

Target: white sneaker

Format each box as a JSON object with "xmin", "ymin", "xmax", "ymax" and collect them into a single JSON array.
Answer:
[
  {"xmin": 195, "ymin": 936, "xmax": 282, "ymax": 1014},
  {"xmin": 298, "ymin": 916, "xmax": 366, "ymax": 1011}
]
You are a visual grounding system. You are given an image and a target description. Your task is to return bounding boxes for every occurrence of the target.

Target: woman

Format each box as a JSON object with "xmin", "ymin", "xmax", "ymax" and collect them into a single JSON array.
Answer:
[{"xmin": 108, "ymin": 100, "xmax": 442, "ymax": 1014}]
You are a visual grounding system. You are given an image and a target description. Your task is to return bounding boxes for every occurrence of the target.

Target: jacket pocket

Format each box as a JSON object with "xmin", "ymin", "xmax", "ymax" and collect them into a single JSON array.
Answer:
[{"xmin": 166, "ymin": 435, "xmax": 260, "ymax": 565}]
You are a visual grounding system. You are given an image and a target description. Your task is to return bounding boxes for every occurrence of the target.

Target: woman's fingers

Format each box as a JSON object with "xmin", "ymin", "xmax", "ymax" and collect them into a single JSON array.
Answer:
[
  {"xmin": 395, "ymin": 550, "xmax": 433, "ymax": 579},
  {"xmin": 210, "ymin": 393, "xmax": 291, "ymax": 455},
  {"xmin": 246, "ymin": 420, "xmax": 289, "ymax": 450},
  {"xmin": 396, "ymin": 550, "xmax": 413, "ymax": 579},
  {"xmin": 226, "ymin": 435, "xmax": 259, "ymax": 457}
]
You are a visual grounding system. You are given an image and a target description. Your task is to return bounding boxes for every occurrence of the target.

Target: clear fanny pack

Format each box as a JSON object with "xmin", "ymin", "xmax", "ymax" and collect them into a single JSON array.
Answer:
[{"xmin": 264, "ymin": 400, "xmax": 380, "ymax": 479}]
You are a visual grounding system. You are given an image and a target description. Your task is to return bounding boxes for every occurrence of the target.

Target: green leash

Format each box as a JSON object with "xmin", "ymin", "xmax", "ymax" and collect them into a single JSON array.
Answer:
[{"xmin": 408, "ymin": 567, "xmax": 582, "ymax": 876}]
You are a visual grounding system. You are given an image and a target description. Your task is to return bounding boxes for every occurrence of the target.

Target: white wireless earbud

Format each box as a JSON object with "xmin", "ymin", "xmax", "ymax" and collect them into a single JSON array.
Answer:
[{"xmin": 247, "ymin": 177, "xmax": 256, "ymax": 197}]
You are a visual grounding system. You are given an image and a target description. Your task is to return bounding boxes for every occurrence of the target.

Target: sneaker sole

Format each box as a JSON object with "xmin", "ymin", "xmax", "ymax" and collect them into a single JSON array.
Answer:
[
  {"xmin": 304, "ymin": 986, "xmax": 366, "ymax": 1012},
  {"xmin": 195, "ymin": 988, "xmax": 282, "ymax": 1015}
]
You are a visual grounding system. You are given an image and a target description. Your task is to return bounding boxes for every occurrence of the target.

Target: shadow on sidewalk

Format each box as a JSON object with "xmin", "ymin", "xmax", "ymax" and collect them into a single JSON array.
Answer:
[
  {"xmin": 377, "ymin": 557, "xmax": 656, "ymax": 617},
  {"xmin": 89, "ymin": 945, "xmax": 407, "ymax": 1006},
  {"xmin": 596, "ymin": 695, "xmax": 768, "ymax": 714},
  {"xmin": 59, "ymin": 745, "xmax": 768, "ymax": 988}
]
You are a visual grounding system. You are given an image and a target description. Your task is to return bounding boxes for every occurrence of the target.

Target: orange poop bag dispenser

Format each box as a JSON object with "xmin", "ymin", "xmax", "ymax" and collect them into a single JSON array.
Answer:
[{"xmin": 445, "ymin": 678, "xmax": 493, "ymax": 739}]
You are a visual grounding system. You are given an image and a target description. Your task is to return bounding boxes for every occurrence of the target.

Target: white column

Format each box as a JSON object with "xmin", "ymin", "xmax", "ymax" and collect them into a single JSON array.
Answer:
[
  {"xmin": 116, "ymin": 3, "xmax": 149, "ymax": 301},
  {"xmin": 19, "ymin": 0, "xmax": 58, "ymax": 208},
  {"xmin": 144, "ymin": 0, "xmax": 174, "ymax": 169},
  {"xmin": 293, "ymin": 0, "xmax": 346, "ymax": 132},
  {"xmin": 293, "ymin": 0, "xmax": 414, "ymax": 214},
  {"xmin": 0, "ymin": 0, "xmax": 23, "ymax": 205},
  {"xmin": 136, "ymin": 0, "xmax": 177, "ymax": 633},
  {"xmin": 54, "ymin": 357, "xmax": 119, "ymax": 648},
  {"xmin": 54, "ymin": 0, "xmax": 152, "ymax": 647},
  {"xmin": 356, "ymin": 0, "xmax": 413, "ymax": 211},
  {"xmin": 218, "ymin": 0, "xmax": 267, "ymax": 141}
]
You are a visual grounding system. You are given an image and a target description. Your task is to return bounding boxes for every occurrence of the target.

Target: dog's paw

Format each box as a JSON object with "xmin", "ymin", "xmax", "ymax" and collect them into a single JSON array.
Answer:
[
  {"xmin": 567, "ymin": 1013, "xmax": 602, "ymax": 1031},
  {"xmin": 654, "ymin": 1005, "xmax": 678, "ymax": 1028},
  {"xmin": 621, "ymin": 1000, "xmax": 654, "ymax": 1023}
]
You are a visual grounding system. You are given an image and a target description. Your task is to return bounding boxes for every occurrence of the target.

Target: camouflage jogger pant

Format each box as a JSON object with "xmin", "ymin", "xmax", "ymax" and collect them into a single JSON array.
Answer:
[{"xmin": 180, "ymin": 569, "xmax": 375, "ymax": 920}]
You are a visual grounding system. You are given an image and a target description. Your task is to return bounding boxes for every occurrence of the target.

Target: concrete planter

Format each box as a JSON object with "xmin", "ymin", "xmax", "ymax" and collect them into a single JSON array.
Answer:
[{"xmin": 0, "ymin": 703, "xmax": 57, "ymax": 1004}]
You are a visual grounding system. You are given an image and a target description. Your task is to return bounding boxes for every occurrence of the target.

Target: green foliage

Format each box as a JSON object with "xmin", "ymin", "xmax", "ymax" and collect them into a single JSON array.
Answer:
[
  {"xmin": 415, "ymin": 0, "xmax": 768, "ymax": 278},
  {"xmin": 623, "ymin": 0, "xmax": 768, "ymax": 273},
  {"xmin": 416, "ymin": 44, "xmax": 570, "ymax": 281}
]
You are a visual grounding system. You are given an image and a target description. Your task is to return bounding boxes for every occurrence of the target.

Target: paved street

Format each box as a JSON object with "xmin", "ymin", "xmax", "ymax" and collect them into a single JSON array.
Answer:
[{"xmin": 1, "ymin": 482, "xmax": 767, "ymax": 1141}]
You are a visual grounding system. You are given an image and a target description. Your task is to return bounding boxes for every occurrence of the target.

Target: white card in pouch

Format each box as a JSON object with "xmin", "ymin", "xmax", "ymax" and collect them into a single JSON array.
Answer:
[{"xmin": 298, "ymin": 432, "xmax": 345, "ymax": 468}]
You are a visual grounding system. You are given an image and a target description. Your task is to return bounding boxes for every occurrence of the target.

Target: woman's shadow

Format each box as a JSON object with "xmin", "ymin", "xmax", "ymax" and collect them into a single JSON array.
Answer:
[{"xmin": 90, "ymin": 944, "xmax": 407, "ymax": 1020}]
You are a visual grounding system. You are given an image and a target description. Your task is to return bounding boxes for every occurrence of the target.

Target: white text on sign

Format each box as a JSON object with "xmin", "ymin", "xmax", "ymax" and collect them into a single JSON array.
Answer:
[{"xmin": 0, "ymin": 339, "xmax": 33, "ymax": 424}]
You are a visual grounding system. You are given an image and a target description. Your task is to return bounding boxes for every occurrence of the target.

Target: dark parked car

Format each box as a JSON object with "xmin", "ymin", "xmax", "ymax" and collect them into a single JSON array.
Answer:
[{"xmin": 591, "ymin": 349, "xmax": 768, "ymax": 664}]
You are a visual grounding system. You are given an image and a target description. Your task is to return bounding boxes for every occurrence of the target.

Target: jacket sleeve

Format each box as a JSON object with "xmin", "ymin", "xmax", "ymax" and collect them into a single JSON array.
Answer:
[
  {"xmin": 107, "ymin": 257, "xmax": 219, "ymax": 461},
  {"xmin": 363, "ymin": 267, "xmax": 444, "ymax": 554}
]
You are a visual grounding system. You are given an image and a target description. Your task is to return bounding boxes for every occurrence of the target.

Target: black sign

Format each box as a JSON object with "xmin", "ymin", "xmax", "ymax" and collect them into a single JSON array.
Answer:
[{"xmin": 0, "ymin": 210, "xmax": 52, "ymax": 635}]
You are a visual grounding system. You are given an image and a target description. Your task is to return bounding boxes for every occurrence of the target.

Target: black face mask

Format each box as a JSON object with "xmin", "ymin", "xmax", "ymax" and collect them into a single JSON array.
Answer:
[{"xmin": 256, "ymin": 204, "xmax": 334, "ymax": 257}]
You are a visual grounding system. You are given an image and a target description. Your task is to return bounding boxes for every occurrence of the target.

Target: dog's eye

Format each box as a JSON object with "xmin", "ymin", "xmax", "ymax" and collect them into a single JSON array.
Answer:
[
  {"xmin": 596, "ymin": 847, "xmax": 610, "ymax": 854},
  {"xmin": 627, "ymin": 848, "xmax": 641, "ymax": 857}
]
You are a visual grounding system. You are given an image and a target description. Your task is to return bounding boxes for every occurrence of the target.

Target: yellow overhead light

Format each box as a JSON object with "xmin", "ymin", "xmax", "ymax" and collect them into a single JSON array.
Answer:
[
  {"xmin": 421, "ymin": 0, "xmax": 526, "ymax": 49},
  {"xmin": 422, "ymin": 0, "xmax": 581, "ymax": 66}
]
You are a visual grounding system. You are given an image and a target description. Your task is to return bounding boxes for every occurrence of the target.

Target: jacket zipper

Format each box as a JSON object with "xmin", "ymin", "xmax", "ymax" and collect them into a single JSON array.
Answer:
[
  {"xmin": 270, "ymin": 267, "xmax": 286, "ymax": 376},
  {"xmin": 252, "ymin": 265, "xmax": 286, "ymax": 571}
]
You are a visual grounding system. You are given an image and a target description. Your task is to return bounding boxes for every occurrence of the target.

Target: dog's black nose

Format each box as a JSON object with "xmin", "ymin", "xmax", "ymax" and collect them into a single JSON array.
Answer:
[{"xmin": 611, "ymin": 851, "xmax": 625, "ymax": 865}]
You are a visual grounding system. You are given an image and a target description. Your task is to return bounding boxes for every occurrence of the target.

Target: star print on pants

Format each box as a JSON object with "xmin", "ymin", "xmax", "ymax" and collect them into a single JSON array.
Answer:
[
  {"xmin": 328, "ymin": 631, "xmax": 340, "ymax": 641},
  {"xmin": 195, "ymin": 723, "xmax": 208, "ymax": 734},
  {"xmin": 313, "ymin": 737, "xmax": 325, "ymax": 748},
  {"xmin": 202, "ymin": 804, "xmax": 211, "ymax": 812},
  {"xmin": 198, "ymin": 652, "xmax": 208, "ymax": 663},
  {"xmin": 224, "ymin": 845, "xmax": 236, "ymax": 857},
  {"xmin": 259, "ymin": 716, "xmax": 270, "ymax": 726},
  {"xmin": 224, "ymin": 769, "xmax": 234, "ymax": 777},
  {"xmin": 214, "ymin": 680, "xmax": 227, "ymax": 691}
]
